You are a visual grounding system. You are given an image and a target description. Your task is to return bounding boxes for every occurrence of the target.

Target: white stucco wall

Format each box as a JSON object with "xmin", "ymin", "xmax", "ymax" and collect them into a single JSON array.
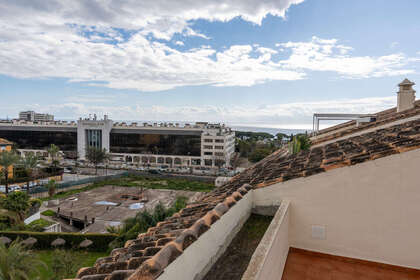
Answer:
[
  {"xmin": 242, "ymin": 200, "xmax": 290, "ymax": 280},
  {"xmin": 253, "ymin": 148, "xmax": 420, "ymax": 269},
  {"xmin": 24, "ymin": 211, "xmax": 40, "ymax": 225},
  {"xmin": 158, "ymin": 191, "xmax": 254, "ymax": 280}
]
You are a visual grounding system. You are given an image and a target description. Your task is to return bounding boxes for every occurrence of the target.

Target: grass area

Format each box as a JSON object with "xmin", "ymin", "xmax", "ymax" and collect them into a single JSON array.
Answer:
[
  {"xmin": 34, "ymin": 250, "xmax": 107, "ymax": 280},
  {"xmin": 25, "ymin": 218, "xmax": 55, "ymax": 232},
  {"xmin": 41, "ymin": 209, "xmax": 56, "ymax": 216},
  {"xmin": 28, "ymin": 218, "xmax": 54, "ymax": 228},
  {"xmin": 41, "ymin": 175, "xmax": 214, "ymax": 201}
]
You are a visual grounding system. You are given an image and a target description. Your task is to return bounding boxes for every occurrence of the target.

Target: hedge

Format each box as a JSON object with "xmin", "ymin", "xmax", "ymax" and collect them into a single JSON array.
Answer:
[{"xmin": 0, "ymin": 231, "xmax": 117, "ymax": 252}]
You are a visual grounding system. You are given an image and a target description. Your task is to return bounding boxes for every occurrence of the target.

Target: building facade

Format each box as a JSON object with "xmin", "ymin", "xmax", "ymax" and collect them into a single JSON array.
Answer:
[
  {"xmin": 0, "ymin": 138, "xmax": 13, "ymax": 179},
  {"xmin": 19, "ymin": 111, "xmax": 54, "ymax": 122},
  {"xmin": 0, "ymin": 116, "xmax": 235, "ymax": 169}
]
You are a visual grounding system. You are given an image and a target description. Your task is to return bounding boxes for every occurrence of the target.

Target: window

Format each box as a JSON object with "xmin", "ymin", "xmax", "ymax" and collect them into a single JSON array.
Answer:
[
  {"xmin": 215, "ymin": 139, "xmax": 224, "ymax": 143},
  {"xmin": 215, "ymin": 152, "xmax": 224, "ymax": 156},
  {"xmin": 215, "ymin": 146, "xmax": 224, "ymax": 150},
  {"xmin": 204, "ymin": 139, "xmax": 213, "ymax": 143},
  {"xmin": 204, "ymin": 145, "xmax": 213, "ymax": 149},
  {"xmin": 204, "ymin": 152, "xmax": 213, "ymax": 155}
]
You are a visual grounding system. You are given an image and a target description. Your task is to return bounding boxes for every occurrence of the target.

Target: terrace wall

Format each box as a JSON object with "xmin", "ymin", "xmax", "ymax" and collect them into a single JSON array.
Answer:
[
  {"xmin": 253, "ymin": 148, "xmax": 420, "ymax": 269},
  {"xmin": 158, "ymin": 191, "xmax": 254, "ymax": 280},
  {"xmin": 242, "ymin": 200, "xmax": 290, "ymax": 280}
]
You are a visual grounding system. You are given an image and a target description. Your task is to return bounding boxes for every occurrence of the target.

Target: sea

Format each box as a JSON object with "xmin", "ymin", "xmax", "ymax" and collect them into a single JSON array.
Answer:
[{"xmin": 230, "ymin": 125, "xmax": 308, "ymax": 136}]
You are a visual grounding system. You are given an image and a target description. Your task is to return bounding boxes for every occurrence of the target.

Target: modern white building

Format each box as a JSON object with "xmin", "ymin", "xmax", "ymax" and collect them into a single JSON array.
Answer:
[{"xmin": 0, "ymin": 115, "xmax": 236, "ymax": 169}]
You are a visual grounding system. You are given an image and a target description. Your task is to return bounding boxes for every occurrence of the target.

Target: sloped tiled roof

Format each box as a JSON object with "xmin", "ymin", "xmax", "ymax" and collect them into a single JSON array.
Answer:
[
  {"xmin": 0, "ymin": 138, "xmax": 12, "ymax": 145},
  {"xmin": 312, "ymin": 100, "xmax": 420, "ymax": 145},
  {"xmin": 73, "ymin": 117, "xmax": 420, "ymax": 280}
]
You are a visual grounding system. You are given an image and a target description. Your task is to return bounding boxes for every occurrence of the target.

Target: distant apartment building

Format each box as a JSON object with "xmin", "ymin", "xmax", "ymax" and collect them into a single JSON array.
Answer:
[
  {"xmin": 0, "ymin": 116, "xmax": 235, "ymax": 169},
  {"xmin": 19, "ymin": 111, "xmax": 54, "ymax": 122}
]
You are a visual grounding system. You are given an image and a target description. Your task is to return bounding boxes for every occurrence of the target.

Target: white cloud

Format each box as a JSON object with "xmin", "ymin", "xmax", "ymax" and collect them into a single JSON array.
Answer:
[
  {"xmin": 278, "ymin": 37, "xmax": 414, "ymax": 78},
  {"xmin": 1, "ymin": 0, "xmax": 302, "ymax": 40},
  {"xmin": 0, "ymin": 2, "xmax": 417, "ymax": 92},
  {"xmin": 175, "ymin": 41, "xmax": 185, "ymax": 46},
  {"xmin": 1, "ymin": 96, "xmax": 396, "ymax": 129}
]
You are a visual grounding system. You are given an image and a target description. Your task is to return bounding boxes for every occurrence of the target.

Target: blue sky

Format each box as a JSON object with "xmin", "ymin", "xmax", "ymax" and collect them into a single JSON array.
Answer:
[{"xmin": 1, "ymin": 0, "xmax": 420, "ymax": 129}]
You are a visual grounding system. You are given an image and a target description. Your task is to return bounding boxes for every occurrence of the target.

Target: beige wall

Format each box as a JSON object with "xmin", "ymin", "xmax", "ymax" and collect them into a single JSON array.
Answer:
[{"xmin": 253, "ymin": 148, "xmax": 420, "ymax": 269}]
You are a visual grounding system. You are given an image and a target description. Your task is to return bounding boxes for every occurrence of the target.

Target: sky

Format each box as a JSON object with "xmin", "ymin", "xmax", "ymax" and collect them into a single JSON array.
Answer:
[{"xmin": 1, "ymin": 0, "xmax": 420, "ymax": 130}]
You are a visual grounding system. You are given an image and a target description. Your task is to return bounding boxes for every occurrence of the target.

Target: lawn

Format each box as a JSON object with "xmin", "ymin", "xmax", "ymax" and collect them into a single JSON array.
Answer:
[
  {"xmin": 40, "ymin": 209, "xmax": 56, "ymax": 216},
  {"xmin": 41, "ymin": 175, "xmax": 214, "ymax": 201},
  {"xmin": 27, "ymin": 218, "xmax": 54, "ymax": 228},
  {"xmin": 34, "ymin": 250, "xmax": 107, "ymax": 280}
]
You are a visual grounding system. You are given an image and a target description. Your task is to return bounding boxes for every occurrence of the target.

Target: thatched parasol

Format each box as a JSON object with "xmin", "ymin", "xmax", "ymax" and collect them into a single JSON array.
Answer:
[
  {"xmin": 79, "ymin": 239, "xmax": 93, "ymax": 248},
  {"xmin": 51, "ymin": 238, "xmax": 66, "ymax": 247},
  {"xmin": 22, "ymin": 237, "xmax": 37, "ymax": 247},
  {"xmin": 0, "ymin": 236, "xmax": 11, "ymax": 245}
]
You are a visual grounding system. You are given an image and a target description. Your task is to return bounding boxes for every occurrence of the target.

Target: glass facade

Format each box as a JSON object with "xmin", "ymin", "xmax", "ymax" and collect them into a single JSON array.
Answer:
[
  {"xmin": 0, "ymin": 130, "xmax": 77, "ymax": 152},
  {"xmin": 110, "ymin": 133, "xmax": 201, "ymax": 156},
  {"xmin": 86, "ymin": 129, "xmax": 102, "ymax": 149}
]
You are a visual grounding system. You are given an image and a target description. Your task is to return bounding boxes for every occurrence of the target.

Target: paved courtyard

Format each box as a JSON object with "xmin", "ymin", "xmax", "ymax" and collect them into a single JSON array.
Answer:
[{"xmin": 45, "ymin": 185, "xmax": 203, "ymax": 233}]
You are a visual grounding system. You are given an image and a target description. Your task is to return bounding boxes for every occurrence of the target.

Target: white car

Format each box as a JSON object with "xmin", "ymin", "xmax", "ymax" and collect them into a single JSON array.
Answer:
[{"xmin": 9, "ymin": 185, "xmax": 21, "ymax": 192}]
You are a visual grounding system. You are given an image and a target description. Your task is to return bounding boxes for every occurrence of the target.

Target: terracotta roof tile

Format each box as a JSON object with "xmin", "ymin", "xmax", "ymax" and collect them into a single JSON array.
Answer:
[
  {"xmin": 74, "ymin": 117, "xmax": 420, "ymax": 280},
  {"xmin": 313, "ymin": 100, "xmax": 420, "ymax": 145}
]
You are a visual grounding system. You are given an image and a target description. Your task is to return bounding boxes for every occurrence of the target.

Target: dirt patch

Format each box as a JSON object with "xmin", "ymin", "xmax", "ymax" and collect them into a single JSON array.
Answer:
[
  {"xmin": 203, "ymin": 214, "xmax": 273, "ymax": 280},
  {"xmin": 132, "ymin": 180, "xmax": 168, "ymax": 186}
]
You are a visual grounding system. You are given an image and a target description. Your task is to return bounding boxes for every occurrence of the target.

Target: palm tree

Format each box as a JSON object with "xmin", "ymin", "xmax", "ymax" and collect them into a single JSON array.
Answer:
[
  {"xmin": 0, "ymin": 239, "xmax": 46, "ymax": 280},
  {"xmin": 19, "ymin": 153, "xmax": 39, "ymax": 193},
  {"xmin": 0, "ymin": 151, "xmax": 20, "ymax": 194},
  {"xmin": 47, "ymin": 144, "xmax": 60, "ymax": 171},
  {"xmin": 46, "ymin": 180, "xmax": 57, "ymax": 198}
]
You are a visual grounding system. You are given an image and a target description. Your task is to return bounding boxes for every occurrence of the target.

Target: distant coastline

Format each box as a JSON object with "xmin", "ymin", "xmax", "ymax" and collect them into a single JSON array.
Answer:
[{"xmin": 231, "ymin": 125, "xmax": 308, "ymax": 136}]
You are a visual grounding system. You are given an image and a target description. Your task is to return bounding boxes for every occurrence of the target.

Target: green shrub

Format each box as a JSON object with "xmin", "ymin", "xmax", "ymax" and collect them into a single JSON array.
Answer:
[
  {"xmin": 41, "ymin": 210, "xmax": 56, "ymax": 216},
  {"xmin": 0, "ymin": 231, "xmax": 117, "ymax": 252},
  {"xmin": 26, "ymin": 218, "xmax": 54, "ymax": 232},
  {"xmin": 109, "ymin": 196, "xmax": 188, "ymax": 249},
  {"xmin": 30, "ymin": 198, "xmax": 42, "ymax": 207}
]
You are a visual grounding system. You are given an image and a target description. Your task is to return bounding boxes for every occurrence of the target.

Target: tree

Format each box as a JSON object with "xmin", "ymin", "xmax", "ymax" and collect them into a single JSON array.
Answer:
[
  {"xmin": 46, "ymin": 180, "xmax": 57, "ymax": 197},
  {"xmin": 0, "ymin": 192, "xmax": 30, "ymax": 226},
  {"xmin": 276, "ymin": 133, "xmax": 288, "ymax": 143},
  {"xmin": 0, "ymin": 151, "xmax": 20, "ymax": 194},
  {"xmin": 86, "ymin": 147, "xmax": 108, "ymax": 175},
  {"xmin": 50, "ymin": 249, "xmax": 79, "ymax": 279},
  {"xmin": 249, "ymin": 148, "xmax": 272, "ymax": 163},
  {"xmin": 19, "ymin": 153, "xmax": 39, "ymax": 193},
  {"xmin": 47, "ymin": 144, "xmax": 60, "ymax": 171},
  {"xmin": 0, "ymin": 239, "xmax": 46, "ymax": 280},
  {"xmin": 288, "ymin": 134, "xmax": 311, "ymax": 154}
]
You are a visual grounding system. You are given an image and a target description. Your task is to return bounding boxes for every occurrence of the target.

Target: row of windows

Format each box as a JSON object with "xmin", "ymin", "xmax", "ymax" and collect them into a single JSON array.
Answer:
[
  {"xmin": 203, "ymin": 145, "xmax": 224, "ymax": 150},
  {"xmin": 110, "ymin": 133, "xmax": 201, "ymax": 156},
  {"xmin": 204, "ymin": 151, "xmax": 224, "ymax": 156},
  {"xmin": 203, "ymin": 138, "xmax": 225, "ymax": 143}
]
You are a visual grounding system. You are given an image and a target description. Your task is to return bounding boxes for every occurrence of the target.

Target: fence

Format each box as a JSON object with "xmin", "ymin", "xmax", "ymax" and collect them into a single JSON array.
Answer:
[{"xmin": 29, "ymin": 171, "xmax": 129, "ymax": 195}]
